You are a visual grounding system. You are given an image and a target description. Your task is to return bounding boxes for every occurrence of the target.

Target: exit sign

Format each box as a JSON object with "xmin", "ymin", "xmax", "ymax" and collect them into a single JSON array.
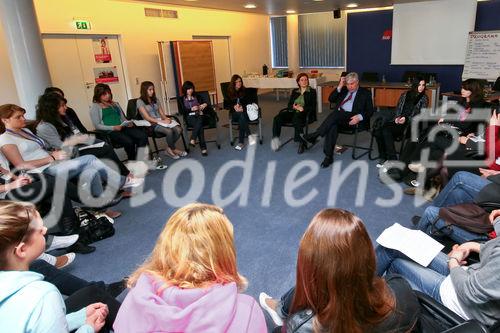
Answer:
[{"xmin": 74, "ymin": 20, "xmax": 91, "ymax": 30}]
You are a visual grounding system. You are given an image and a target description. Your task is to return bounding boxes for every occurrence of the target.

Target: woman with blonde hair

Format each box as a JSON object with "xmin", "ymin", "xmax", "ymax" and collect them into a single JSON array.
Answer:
[
  {"xmin": 114, "ymin": 203, "xmax": 266, "ymax": 333},
  {"xmin": 260, "ymin": 209, "xmax": 419, "ymax": 333}
]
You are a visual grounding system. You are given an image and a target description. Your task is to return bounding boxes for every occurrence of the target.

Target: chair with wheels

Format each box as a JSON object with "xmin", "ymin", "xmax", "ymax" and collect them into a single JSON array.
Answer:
[
  {"xmin": 220, "ymin": 82, "xmax": 263, "ymax": 146},
  {"xmin": 176, "ymin": 91, "xmax": 221, "ymax": 150}
]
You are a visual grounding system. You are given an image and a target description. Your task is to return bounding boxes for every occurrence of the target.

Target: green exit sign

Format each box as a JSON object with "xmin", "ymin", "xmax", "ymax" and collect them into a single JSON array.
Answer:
[{"xmin": 74, "ymin": 20, "xmax": 91, "ymax": 30}]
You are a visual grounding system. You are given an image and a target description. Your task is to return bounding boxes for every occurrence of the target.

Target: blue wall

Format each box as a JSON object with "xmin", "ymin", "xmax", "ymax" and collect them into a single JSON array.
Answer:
[{"xmin": 346, "ymin": 0, "xmax": 500, "ymax": 93}]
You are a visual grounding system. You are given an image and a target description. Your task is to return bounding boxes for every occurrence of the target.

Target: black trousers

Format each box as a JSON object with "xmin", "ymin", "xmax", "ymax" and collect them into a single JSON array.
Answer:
[
  {"xmin": 108, "ymin": 127, "xmax": 148, "ymax": 161},
  {"xmin": 231, "ymin": 111, "xmax": 250, "ymax": 144},
  {"xmin": 316, "ymin": 110, "xmax": 353, "ymax": 158},
  {"xmin": 186, "ymin": 115, "xmax": 207, "ymax": 149},
  {"xmin": 64, "ymin": 284, "xmax": 121, "ymax": 333},
  {"xmin": 373, "ymin": 122, "xmax": 406, "ymax": 160},
  {"xmin": 80, "ymin": 143, "xmax": 129, "ymax": 176},
  {"xmin": 5, "ymin": 174, "xmax": 78, "ymax": 235},
  {"xmin": 272, "ymin": 109, "xmax": 307, "ymax": 142}
]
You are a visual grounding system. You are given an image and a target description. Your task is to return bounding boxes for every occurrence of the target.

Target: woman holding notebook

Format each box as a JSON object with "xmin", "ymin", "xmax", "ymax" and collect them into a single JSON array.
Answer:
[
  {"xmin": 137, "ymin": 81, "xmax": 186, "ymax": 159},
  {"xmin": 376, "ymin": 214, "xmax": 500, "ymax": 327},
  {"xmin": 90, "ymin": 83, "xmax": 148, "ymax": 161}
]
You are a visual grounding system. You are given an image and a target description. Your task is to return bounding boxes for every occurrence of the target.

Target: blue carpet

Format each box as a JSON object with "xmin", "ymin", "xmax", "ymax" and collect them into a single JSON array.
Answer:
[{"xmin": 64, "ymin": 93, "xmax": 429, "ymax": 326}]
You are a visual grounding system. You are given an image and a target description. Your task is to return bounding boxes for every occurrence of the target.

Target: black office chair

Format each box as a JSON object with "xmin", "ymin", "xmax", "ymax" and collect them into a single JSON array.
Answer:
[
  {"xmin": 414, "ymin": 291, "xmax": 492, "ymax": 333},
  {"xmin": 176, "ymin": 91, "xmax": 221, "ymax": 149},
  {"xmin": 361, "ymin": 72, "xmax": 379, "ymax": 82},
  {"xmin": 275, "ymin": 100, "xmax": 317, "ymax": 150},
  {"xmin": 493, "ymin": 76, "xmax": 500, "ymax": 92},
  {"xmin": 368, "ymin": 112, "xmax": 412, "ymax": 160},
  {"xmin": 126, "ymin": 98, "xmax": 188, "ymax": 159},
  {"xmin": 220, "ymin": 82, "xmax": 263, "ymax": 145}
]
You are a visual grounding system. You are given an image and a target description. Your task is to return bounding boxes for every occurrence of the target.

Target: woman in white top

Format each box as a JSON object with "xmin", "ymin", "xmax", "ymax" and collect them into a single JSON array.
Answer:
[
  {"xmin": 0, "ymin": 104, "xmax": 142, "ymax": 204},
  {"xmin": 137, "ymin": 81, "xmax": 186, "ymax": 160}
]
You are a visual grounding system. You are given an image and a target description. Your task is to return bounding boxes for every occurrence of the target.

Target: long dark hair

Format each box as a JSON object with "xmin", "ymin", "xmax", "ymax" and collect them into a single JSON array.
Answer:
[
  {"xmin": 92, "ymin": 83, "xmax": 113, "ymax": 103},
  {"xmin": 181, "ymin": 81, "xmax": 196, "ymax": 97},
  {"xmin": 291, "ymin": 209, "xmax": 395, "ymax": 333},
  {"xmin": 36, "ymin": 93, "xmax": 70, "ymax": 138},
  {"xmin": 228, "ymin": 74, "xmax": 245, "ymax": 100},
  {"xmin": 462, "ymin": 79, "xmax": 485, "ymax": 105},
  {"xmin": 44, "ymin": 87, "xmax": 64, "ymax": 97},
  {"xmin": 140, "ymin": 81, "xmax": 157, "ymax": 105},
  {"xmin": 406, "ymin": 77, "xmax": 426, "ymax": 105}
]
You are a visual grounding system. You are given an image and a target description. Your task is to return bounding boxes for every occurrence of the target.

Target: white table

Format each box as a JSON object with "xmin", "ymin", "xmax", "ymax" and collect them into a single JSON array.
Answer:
[{"xmin": 243, "ymin": 76, "xmax": 327, "ymax": 113}]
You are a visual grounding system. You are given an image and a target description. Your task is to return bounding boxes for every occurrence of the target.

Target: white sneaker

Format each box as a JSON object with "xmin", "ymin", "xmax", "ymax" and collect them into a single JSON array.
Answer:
[
  {"xmin": 122, "ymin": 176, "xmax": 144, "ymax": 189},
  {"xmin": 271, "ymin": 137, "xmax": 281, "ymax": 151},
  {"xmin": 46, "ymin": 234, "xmax": 79, "ymax": 252},
  {"xmin": 38, "ymin": 252, "xmax": 56, "ymax": 265},
  {"xmin": 259, "ymin": 292, "xmax": 283, "ymax": 326},
  {"xmin": 234, "ymin": 143, "xmax": 244, "ymax": 151}
]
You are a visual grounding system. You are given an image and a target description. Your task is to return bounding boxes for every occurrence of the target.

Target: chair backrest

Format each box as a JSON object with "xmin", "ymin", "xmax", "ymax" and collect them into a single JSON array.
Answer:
[
  {"xmin": 220, "ymin": 82, "xmax": 231, "ymax": 109},
  {"xmin": 493, "ymin": 76, "xmax": 500, "ymax": 92},
  {"xmin": 245, "ymin": 87, "xmax": 259, "ymax": 104},
  {"xmin": 361, "ymin": 72, "xmax": 379, "ymax": 82},
  {"xmin": 126, "ymin": 98, "xmax": 138, "ymax": 120}
]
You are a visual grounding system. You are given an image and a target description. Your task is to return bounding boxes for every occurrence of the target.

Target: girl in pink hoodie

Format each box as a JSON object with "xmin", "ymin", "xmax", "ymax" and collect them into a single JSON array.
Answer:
[{"xmin": 114, "ymin": 203, "xmax": 267, "ymax": 333}]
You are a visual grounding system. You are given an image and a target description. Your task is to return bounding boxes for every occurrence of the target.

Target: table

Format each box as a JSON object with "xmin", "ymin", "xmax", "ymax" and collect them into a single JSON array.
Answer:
[
  {"xmin": 319, "ymin": 81, "xmax": 441, "ymax": 113},
  {"xmin": 442, "ymin": 91, "xmax": 500, "ymax": 105},
  {"xmin": 243, "ymin": 76, "xmax": 327, "ymax": 113}
]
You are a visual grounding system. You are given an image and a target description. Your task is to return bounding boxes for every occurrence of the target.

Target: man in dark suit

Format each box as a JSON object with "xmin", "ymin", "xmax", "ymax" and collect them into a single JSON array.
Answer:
[{"xmin": 301, "ymin": 72, "xmax": 374, "ymax": 168}]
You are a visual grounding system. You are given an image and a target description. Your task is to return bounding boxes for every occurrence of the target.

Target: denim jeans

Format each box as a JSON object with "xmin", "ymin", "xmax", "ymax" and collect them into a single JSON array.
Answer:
[
  {"xmin": 43, "ymin": 155, "xmax": 125, "ymax": 197},
  {"xmin": 432, "ymin": 171, "xmax": 490, "ymax": 208},
  {"xmin": 376, "ymin": 246, "xmax": 449, "ymax": 302},
  {"xmin": 416, "ymin": 206, "xmax": 489, "ymax": 243}
]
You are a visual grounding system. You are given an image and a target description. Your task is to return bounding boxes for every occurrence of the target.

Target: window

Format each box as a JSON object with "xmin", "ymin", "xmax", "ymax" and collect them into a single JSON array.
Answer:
[
  {"xmin": 270, "ymin": 16, "xmax": 288, "ymax": 68},
  {"xmin": 298, "ymin": 12, "xmax": 345, "ymax": 68}
]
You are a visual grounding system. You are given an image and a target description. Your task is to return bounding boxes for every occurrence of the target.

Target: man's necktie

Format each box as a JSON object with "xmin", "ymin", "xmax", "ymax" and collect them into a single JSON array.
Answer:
[{"xmin": 339, "ymin": 92, "xmax": 353, "ymax": 108}]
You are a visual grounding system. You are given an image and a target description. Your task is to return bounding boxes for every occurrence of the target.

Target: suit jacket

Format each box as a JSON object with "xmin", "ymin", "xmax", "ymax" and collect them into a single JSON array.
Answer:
[
  {"xmin": 328, "ymin": 86, "xmax": 374, "ymax": 121},
  {"xmin": 287, "ymin": 88, "xmax": 317, "ymax": 122}
]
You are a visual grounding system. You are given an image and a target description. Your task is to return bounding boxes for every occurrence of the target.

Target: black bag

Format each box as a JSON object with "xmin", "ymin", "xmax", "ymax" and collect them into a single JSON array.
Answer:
[
  {"xmin": 437, "ymin": 203, "xmax": 493, "ymax": 235},
  {"xmin": 75, "ymin": 208, "xmax": 115, "ymax": 244}
]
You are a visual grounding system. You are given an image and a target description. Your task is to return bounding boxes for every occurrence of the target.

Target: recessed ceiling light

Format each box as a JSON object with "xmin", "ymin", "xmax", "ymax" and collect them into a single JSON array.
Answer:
[
  {"xmin": 286, "ymin": 10, "xmax": 296, "ymax": 14},
  {"xmin": 244, "ymin": 3, "xmax": 257, "ymax": 8},
  {"xmin": 346, "ymin": 3, "xmax": 359, "ymax": 8},
  {"xmin": 313, "ymin": 0, "xmax": 324, "ymax": 2}
]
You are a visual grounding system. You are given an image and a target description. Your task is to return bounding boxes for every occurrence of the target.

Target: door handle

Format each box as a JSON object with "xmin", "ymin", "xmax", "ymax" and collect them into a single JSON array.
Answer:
[{"xmin": 84, "ymin": 82, "xmax": 95, "ymax": 89}]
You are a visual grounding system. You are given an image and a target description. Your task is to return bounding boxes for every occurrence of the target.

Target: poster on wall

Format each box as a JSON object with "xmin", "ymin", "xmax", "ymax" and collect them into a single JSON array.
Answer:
[
  {"xmin": 94, "ymin": 67, "xmax": 119, "ymax": 83},
  {"xmin": 93, "ymin": 37, "xmax": 112, "ymax": 63}
]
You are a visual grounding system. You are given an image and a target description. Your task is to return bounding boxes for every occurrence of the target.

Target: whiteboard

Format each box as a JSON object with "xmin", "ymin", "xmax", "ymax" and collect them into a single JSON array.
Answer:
[
  {"xmin": 391, "ymin": 0, "xmax": 476, "ymax": 65},
  {"xmin": 463, "ymin": 31, "xmax": 500, "ymax": 81}
]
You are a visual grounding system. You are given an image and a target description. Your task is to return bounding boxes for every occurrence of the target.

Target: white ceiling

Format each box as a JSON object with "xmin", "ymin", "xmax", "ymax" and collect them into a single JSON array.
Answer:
[{"xmin": 135, "ymin": 0, "xmax": 434, "ymax": 15}]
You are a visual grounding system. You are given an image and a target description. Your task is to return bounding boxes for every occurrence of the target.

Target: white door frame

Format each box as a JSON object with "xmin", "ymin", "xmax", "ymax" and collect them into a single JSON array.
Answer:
[
  {"xmin": 41, "ymin": 33, "xmax": 132, "ymax": 101},
  {"xmin": 192, "ymin": 35, "xmax": 233, "ymax": 76}
]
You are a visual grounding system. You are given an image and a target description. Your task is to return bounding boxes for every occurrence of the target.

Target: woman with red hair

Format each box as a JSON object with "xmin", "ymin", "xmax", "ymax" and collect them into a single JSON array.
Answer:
[{"xmin": 260, "ymin": 209, "xmax": 419, "ymax": 333}]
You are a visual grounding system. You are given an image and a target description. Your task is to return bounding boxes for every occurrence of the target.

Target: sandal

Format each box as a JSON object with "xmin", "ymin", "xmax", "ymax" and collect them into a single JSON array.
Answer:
[{"xmin": 165, "ymin": 149, "xmax": 180, "ymax": 160}]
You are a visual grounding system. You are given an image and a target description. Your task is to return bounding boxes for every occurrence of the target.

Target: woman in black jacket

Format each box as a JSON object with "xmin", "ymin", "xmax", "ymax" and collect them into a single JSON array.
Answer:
[
  {"xmin": 272, "ymin": 73, "xmax": 317, "ymax": 154},
  {"xmin": 408, "ymin": 79, "xmax": 490, "ymax": 173},
  {"xmin": 374, "ymin": 78, "xmax": 428, "ymax": 165},
  {"xmin": 227, "ymin": 74, "xmax": 254, "ymax": 151}
]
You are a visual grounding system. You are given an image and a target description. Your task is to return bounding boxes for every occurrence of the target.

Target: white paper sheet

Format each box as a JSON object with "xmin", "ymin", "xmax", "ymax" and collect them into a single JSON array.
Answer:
[
  {"xmin": 376, "ymin": 223, "xmax": 444, "ymax": 267},
  {"xmin": 157, "ymin": 120, "xmax": 179, "ymax": 129},
  {"xmin": 132, "ymin": 120, "xmax": 151, "ymax": 127},
  {"xmin": 78, "ymin": 141, "xmax": 106, "ymax": 151}
]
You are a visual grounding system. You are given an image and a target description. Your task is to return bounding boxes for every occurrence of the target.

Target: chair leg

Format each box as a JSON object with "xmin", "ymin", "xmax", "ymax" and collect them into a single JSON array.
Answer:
[
  {"xmin": 368, "ymin": 131, "xmax": 379, "ymax": 160},
  {"xmin": 258, "ymin": 120, "xmax": 263, "ymax": 144},
  {"xmin": 180, "ymin": 129, "xmax": 188, "ymax": 153},
  {"xmin": 229, "ymin": 121, "xmax": 234, "ymax": 146}
]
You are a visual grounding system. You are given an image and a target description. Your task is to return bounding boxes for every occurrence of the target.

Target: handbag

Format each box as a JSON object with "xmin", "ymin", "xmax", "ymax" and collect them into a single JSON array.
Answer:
[
  {"xmin": 75, "ymin": 208, "xmax": 115, "ymax": 244},
  {"xmin": 246, "ymin": 103, "xmax": 259, "ymax": 121},
  {"xmin": 437, "ymin": 203, "xmax": 493, "ymax": 235}
]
